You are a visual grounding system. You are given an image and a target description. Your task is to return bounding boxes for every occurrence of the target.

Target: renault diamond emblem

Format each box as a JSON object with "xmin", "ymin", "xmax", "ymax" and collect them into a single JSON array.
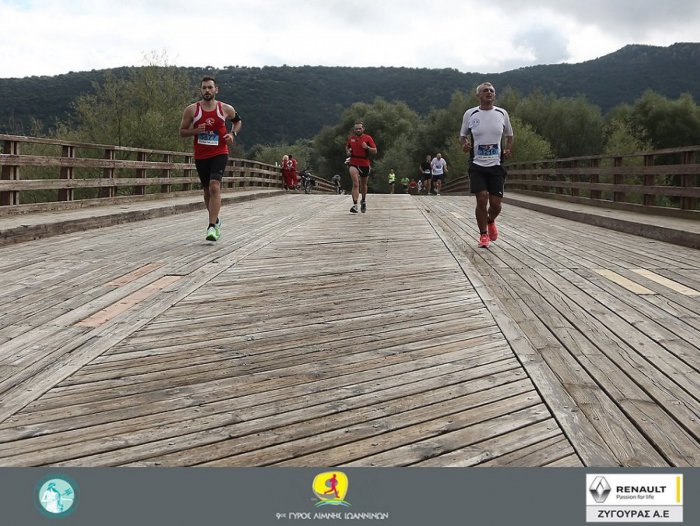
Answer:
[{"xmin": 589, "ymin": 476, "xmax": 611, "ymax": 503}]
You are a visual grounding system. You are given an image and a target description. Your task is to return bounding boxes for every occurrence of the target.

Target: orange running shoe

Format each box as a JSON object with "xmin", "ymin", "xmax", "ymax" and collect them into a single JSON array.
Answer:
[
  {"xmin": 487, "ymin": 221, "xmax": 498, "ymax": 241},
  {"xmin": 478, "ymin": 233, "xmax": 490, "ymax": 248}
]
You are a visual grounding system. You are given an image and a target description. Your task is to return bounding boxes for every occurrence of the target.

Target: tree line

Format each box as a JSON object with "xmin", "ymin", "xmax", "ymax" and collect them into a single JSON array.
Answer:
[{"xmin": 28, "ymin": 55, "xmax": 700, "ymax": 195}]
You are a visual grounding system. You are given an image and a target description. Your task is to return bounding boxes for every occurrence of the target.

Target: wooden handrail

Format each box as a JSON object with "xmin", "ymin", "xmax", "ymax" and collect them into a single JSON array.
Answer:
[
  {"xmin": 0, "ymin": 134, "xmax": 335, "ymax": 212},
  {"xmin": 442, "ymin": 145, "xmax": 700, "ymax": 219}
]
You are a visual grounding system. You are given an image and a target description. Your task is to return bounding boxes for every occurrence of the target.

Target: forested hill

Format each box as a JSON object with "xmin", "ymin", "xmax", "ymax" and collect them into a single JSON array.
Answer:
[{"xmin": 1, "ymin": 42, "xmax": 698, "ymax": 147}]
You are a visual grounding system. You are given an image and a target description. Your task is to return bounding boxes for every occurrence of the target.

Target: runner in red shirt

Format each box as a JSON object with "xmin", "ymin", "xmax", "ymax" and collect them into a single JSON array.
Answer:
[
  {"xmin": 179, "ymin": 76, "xmax": 241, "ymax": 241},
  {"xmin": 345, "ymin": 121, "xmax": 377, "ymax": 213}
]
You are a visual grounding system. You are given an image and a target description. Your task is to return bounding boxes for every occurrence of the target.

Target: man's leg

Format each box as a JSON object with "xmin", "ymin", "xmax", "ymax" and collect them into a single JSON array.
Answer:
[
  {"xmin": 475, "ymin": 190, "xmax": 490, "ymax": 233},
  {"xmin": 208, "ymin": 180, "xmax": 221, "ymax": 225},
  {"xmin": 349, "ymin": 167, "xmax": 360, "ymax": 202},
  {"xmin": 202, "ymin": 187, "xmax": 210, "ymax": 212},
  {"xmin": 360, "ymin": 175, "xmax": 369, "ymax": 212},
  {"xmin": 349, "ymin": 167, "xmax": 360, "ymax": 212},
  {"xmin": 488, "ymin": 195, "xmax": 502, "ymax": 223}
]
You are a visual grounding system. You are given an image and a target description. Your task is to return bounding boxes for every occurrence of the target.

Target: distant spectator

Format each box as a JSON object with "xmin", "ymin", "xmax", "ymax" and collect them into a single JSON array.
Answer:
[
  {"xmin": 288, "ymin": 154, "xmax": 298, "ymax": 189},
  {"xmin": 331, "ymin": 173, "xmax": 342, "ymax": 194},
  {"xmin": 388, "ymin": 169, "xmax": 396, "ymax": 194},
  {"xmin": 281, "ymin": 154, "xmax": 294, "ymax": 190}
]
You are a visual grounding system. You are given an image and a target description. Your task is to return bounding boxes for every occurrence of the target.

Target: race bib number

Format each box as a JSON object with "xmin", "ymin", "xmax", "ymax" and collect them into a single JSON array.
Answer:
[
  {"xmin": 476, "ymin": 144, "xmax": 500, "ymax": 162},
  {"xmin": 198, "ymin": 131, "xmax": 219, "ymax": 146}
]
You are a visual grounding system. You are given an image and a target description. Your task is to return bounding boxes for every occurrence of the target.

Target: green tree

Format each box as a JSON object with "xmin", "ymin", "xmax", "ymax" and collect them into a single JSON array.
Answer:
[
  {"xmin": 603, "ymin": 118, "xmax": 652, "ymax": 156},
  {"xmin": 508, "ymin": 116, "xmax": 553, "ymax": 162},
  {"xmin": 514, "ymin": 91, "xmax": 604, "ymax": 157},
  {"xmin": 313, "ymin": 98, "xmax": 420, "ymax": 192},
  {"xmin": 628, "ymin": 90, "xmax": 700, "ymax": 149},
  {"xmin": 414, "ymin": 91, "xmax": 472, "ymax": 165},
  {"xmin": 56, "ymin": 51, "xmax": 193, "ymax": 151},
  {"xmin": 373, "ymin": 136, "xmax": 416, "ymax": 192}
]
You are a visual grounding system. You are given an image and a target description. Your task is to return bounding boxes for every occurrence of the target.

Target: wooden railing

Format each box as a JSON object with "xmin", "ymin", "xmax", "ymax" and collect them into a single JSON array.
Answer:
[
  {"xmin": 0, "ymin": 134, "xmax": 334, "ymax": 214},
  {"xmin": 443, "ymin": 145, "xmax": 700, "ymax": 219}
]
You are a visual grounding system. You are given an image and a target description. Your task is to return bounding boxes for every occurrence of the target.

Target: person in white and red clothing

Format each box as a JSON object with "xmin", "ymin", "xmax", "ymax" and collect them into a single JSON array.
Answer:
[
  {"xmin": 179, "ymin": 76, "xmax": 241, "ymax": 241},
  {"xmin": 345, "ymin": 121, "xmax": 377, "ymax": 213}
]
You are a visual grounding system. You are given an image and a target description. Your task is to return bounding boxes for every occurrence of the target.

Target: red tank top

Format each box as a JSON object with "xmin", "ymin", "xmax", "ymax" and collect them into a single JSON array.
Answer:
[
  {"xmin": 346, "ymin": 133, "xmax": 375, "ymax": 167},
  {"xmin": 192, "ymin": 101, "xmax": 229, "ymax": 159}
]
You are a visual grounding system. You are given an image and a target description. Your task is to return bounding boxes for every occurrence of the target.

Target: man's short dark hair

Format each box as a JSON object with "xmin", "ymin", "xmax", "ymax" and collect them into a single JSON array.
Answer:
[{"xmin": 201, "ymin": 76, "xmax": 217, "ymax": 85}]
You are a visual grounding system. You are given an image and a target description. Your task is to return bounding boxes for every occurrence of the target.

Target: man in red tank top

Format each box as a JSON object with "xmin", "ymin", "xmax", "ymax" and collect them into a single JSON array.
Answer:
[{"xmin": 179, "ymin": 76, "xmax": 242, "ymax": 241}]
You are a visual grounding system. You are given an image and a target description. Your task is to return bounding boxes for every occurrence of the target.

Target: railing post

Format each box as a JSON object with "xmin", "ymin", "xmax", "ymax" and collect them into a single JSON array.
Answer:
[
  {"xmin": 225, "ymin": 158, "xmax": 235, "ymax": 190},
  {"xmin": 570, "ymin": 160, "xmax": 579, "ymax": 197},
  {"xmin": 101, "ymin": 148, "xmax": 115, "ymax": 198},
  {"xmin": 681, "ymin": 150, "xmax": 697, "ymax": 211},
  {"xmin": 613, "ymin": 156, "xmax": 624, "ymax": 203},
  {"xmin": 184, "ymin": 155, "xmax": 194, "ymax": 191},
  {"xmin": 552, "ymin": 160, "xmax": 562, "ymax": 195},
  {"xmin": 558, "ymin": 160, "xmax": 570, "ymax": 195},
  {"xmin": 135, "ymin": 151, "xmax": 147, "ymax": 195},
  {"xmin": 1, "ymin": 138, "xmax": 20, "ymax": 205},
  {"xmin": 239, "ymin": 160, "xmax": 248, "ymax": 189},
  {"xmin": 161, "ymin": 153, "xmax": 172, "ymax": 194},
  {"xmin": 58, "ymin": 144, "xmax": 75, "ymax": 202},
  {"xmin": 589, "ymin": 158, "xmax": 600, "ymax": 200},
  {"xmin": 643, "ymin": 153, "xmax": 655, "ymax": 207}
]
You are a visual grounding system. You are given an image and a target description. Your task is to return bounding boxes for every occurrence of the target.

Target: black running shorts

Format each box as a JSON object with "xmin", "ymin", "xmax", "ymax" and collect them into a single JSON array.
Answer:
[
  {"xmin": 469, "ymin": 163, "xmax": 507, "ymax": 197},
  {"xmin": 350, "ymin": 164, "xmax": 371, "ymax": 177},
  {"xmin": 195, "ymin": 154, "xmax": 228, "ymax": 186}
]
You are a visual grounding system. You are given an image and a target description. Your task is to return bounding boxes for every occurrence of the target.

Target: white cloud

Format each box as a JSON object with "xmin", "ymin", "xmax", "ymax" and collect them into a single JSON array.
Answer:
[{"xmin": 0, "ymin": 0, "xmax": 698, "ymax": 78}]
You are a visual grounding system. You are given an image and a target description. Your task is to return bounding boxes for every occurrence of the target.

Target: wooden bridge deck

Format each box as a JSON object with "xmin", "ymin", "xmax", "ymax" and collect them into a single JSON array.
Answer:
[{"xmin": 0, "ymin": 192, "xmax": 698, "ymax": 467}]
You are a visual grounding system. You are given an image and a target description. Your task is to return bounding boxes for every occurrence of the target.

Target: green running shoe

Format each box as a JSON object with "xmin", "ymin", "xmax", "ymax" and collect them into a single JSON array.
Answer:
[{"xmin": 206, "ymin": 226, "xmax": 220, "ymax": 241}]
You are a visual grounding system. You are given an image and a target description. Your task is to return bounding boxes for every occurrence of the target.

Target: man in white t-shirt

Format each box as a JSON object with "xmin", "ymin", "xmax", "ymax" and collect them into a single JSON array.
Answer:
[
  {"xmin": 459, "ymin": 82, "xmax": 514, "ymax": 248},
  {"xmin": 430, "ymin": 153, "xmax": 448, "ymax": 195}
]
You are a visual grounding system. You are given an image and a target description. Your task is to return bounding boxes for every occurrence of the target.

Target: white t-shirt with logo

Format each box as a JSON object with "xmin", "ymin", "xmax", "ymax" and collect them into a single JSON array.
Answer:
[
  {"xmin": 460, "ymin": 106, "xmax": 513, "ymax": 167},
  {"xmin": 430, "ymin": 157, "xmax": 446, "ymax": 175}
]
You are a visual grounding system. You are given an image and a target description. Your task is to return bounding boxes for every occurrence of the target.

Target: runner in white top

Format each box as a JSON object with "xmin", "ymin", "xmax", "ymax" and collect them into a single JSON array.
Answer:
[{"xmin": 459, "ymin": 81, "xmax": 514, "ymax": 248}]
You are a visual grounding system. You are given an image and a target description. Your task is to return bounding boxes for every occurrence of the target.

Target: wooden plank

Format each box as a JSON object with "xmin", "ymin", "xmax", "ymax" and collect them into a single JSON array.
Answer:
[
  {"xmin": 630, "ymin": 268, "xmax": 700, "ymax": 296},
  {"xmin": 5, "ymin": 193, "xmax": 695, "ymax": 469},
  {"xmin": 417, "ymin": 197, "xmax": 622, "ymax": 466},
  {"xmin": 480, "ymin": 434, "xmax": 582, "ymax": 467},
  {"xmin": 339, "ymin": 403, "xmax": 550, "ymax": 467},
  {"xmin": 2, "ymin": 356, "xmax": 524, "ymax": 466},
  {"xmin": 417, "ymin": 195, "xmax": 700, "ymax": 466},
  {"xmin": 592, "ymin": 269, "xmax": 656, "ymax": 295},
  {"xmin": 414, "ymin": 419, "xmax": 568, "ymax": 467},
  {"xmin": 75, "ymin": 275, "xmax": 182, "ymax": 327}
]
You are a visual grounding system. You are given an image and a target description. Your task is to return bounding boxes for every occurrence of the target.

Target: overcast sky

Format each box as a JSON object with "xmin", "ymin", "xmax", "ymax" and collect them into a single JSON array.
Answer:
[{"xmin": 1, "ymin": 0, "xmax": 699, "ymax": 79}]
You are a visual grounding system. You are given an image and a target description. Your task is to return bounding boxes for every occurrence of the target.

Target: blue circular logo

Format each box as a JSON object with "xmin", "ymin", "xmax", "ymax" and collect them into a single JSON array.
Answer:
[{"xmin": 36, "ymin": 476, "xmax": 78, "ymax": 517}]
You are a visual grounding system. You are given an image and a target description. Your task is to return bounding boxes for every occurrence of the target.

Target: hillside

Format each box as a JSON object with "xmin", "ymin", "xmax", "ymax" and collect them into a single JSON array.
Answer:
[{"xmin": 1, "ymin": 43, "xmax": 698, "ymax": 147}]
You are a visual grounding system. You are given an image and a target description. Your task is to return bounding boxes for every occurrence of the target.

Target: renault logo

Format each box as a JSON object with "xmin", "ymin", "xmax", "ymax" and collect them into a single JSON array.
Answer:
[{"xmin": 589, "ymin": 476, "xmax": 611, "ymax": 503}]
